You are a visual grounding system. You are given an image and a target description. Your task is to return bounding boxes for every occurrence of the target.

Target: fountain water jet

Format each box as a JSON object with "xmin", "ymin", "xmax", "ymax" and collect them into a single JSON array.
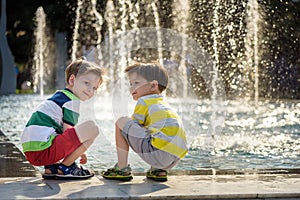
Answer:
[
  {"xmin": 171, "ymin": 0, "xmax": 190, "ymax": 98},
  {"xmin": 33, "ymin": 7, "xmax": 47, "ymax": 96},
  {"xmin": 104, "ymin": 0, "xmax": 116, "ymax": 92},
  {"xmin": 71, "ymin": 0, "xmax": 83, "ymax": 61},
  {"xmin": 246, "ymin": 0, "xmax": 262, "ymax": 106},
  {"xmin": 151, "ymin": 1, "xmax": 164, "ymax": 66},
  {"xmin": 32, "ymin": 7, "xmax": 58, "ymax": 96}
]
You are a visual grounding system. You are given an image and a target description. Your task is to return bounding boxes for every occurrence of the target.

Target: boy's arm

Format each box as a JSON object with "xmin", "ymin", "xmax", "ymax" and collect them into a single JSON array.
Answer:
[
  {"xmin": 62, "ymin": 100, "xmax": 80, "ymax": 130},
  {"xmin": 132, "ymin": 99, "xmax": 147, "ymax": 125},
  {"xmin": 116, "ymin": 99, "xmax": 147, "ymax": 130}
]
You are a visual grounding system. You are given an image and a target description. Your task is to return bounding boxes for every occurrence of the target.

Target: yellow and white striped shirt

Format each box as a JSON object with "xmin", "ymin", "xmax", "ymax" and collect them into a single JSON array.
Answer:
[{"xmin": 132, "ymin": 94, "xmax": 188, "ymax": 158}]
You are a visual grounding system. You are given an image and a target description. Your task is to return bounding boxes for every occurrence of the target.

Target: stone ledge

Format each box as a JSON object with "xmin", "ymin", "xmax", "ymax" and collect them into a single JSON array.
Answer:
[{"xmin": 0, "ymin": 130, "xmax": 38, "ymax": 177}]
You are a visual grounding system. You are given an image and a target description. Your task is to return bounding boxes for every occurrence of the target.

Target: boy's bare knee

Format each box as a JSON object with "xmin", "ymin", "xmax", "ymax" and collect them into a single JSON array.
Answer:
[
  {"xmin": 90, "ymin": 121, "xmax": 99, "ymax": 139},
  {"xmin": 76, "ymin": 120, "xmax": 99, "ymax": 139},
  {"xmin": 93, "ymin": 125, "xmax": 100, "ymax": 138},
  {"xmin": 87, "ymin": 120, "xmax": 99, "ymax": 138},
  {"xmin": 83, "ymin": 120, "xmax": 95, "ymax": 127}
]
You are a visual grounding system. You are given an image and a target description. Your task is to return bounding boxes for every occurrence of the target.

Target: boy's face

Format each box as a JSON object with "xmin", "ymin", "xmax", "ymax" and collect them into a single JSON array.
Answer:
[
  {"xmin": 69, "ymin": 72, "xmax": 101, "ymax": 101},
  {"xmin": 128, "ymin": 72, "xmax": 157, "ymax": 100}
]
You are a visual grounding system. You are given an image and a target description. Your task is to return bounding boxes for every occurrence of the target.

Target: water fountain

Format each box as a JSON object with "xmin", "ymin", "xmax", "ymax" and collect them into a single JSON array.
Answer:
[
  {"xmin": 171, "ymin": 0, "xmax": 190, "ymax": 98},
  {"xmin": 33, "ymin": 7, "xmax": 46, "ymax": 96},
  {"xmin": 32, "ymin": 7, "xmax": 56, "ymax": 96},
  {"xmin": 0, "ymin": 0, "xmax": 299, "ymax": 173},
  {"xmin": 60, "ymin": 0, "xmax": 300, "ymax": 171},
  {"xmin": 246, "ymin": 0, "xmax": 262, "ymax": 106}
]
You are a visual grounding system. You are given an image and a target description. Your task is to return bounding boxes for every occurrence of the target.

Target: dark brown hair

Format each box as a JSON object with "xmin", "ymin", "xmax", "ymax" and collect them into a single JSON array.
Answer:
[{"xmin": 124, "ymin": 62, "xmax": 168, "ymax": 92}]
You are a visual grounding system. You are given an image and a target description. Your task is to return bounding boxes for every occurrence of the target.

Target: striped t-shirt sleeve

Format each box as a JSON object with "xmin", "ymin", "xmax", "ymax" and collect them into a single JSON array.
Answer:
[
  {"xmin": 62, "ymin": 100, "xmax": 80, "ymax": 126},
  {"xmin": 132, "ymin": 98, "xmax": 148, "ymax": 125}
]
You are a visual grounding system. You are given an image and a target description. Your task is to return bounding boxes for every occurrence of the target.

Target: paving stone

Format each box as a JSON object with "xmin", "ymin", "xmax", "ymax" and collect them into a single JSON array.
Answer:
[{"xmin": 0, "ymin": 130, "xmax": 38, "ymax": 177}]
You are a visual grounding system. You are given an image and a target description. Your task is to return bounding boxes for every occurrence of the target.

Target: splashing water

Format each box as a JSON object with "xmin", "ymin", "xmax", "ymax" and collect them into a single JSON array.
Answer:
[{"xmin": 1, "ymin": 94, "xmax": 300, "ymax": 171}]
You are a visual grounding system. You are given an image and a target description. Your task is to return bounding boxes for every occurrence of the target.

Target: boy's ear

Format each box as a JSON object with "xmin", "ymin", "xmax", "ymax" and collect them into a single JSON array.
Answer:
[
  {"xmin": 150, "ymin": 80, "xmax": 159, "ymax": 91},
  {"xmin": 68, "ymin": 74, "xmax": 76, "ymax": 86}
]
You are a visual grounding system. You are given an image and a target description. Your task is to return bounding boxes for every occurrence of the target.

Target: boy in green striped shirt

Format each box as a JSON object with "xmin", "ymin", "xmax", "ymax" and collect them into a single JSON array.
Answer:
[
  {"xmin": 21, "ymin": 57, "xmax": 105, "ymax": 179},
  {"xmin": 103, "ymin": 62, "xmax": 188, "ymax": 181}
]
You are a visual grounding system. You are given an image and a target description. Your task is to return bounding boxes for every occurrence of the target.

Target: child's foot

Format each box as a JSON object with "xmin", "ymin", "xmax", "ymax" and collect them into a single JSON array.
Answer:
[
  {"xmin": 42, "ymin": 164, "xmax": 58, "ymax": 179},
  {"xmin": 146, "ymin": 167, "xmax": 168, "ymax": 182},
  {"xmin": 55, "ymin": 162, "xmax": 94, "ymax": 180},
  {"xmin": 102, "ymin": 164, "xmax": 133, "ymax": 181}
]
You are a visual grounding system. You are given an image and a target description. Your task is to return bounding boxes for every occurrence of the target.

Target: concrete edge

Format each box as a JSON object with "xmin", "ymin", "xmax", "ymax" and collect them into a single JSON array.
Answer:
[{"xmin": 99, "ymin": 168, "xmax": 300, "ymax": 176}]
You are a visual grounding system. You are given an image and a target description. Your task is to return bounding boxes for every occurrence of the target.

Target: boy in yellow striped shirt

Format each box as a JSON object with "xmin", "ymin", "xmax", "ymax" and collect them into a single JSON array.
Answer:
[{"xmin": 103, "ymin": 62, "xmax": 188, "ymax": 181}]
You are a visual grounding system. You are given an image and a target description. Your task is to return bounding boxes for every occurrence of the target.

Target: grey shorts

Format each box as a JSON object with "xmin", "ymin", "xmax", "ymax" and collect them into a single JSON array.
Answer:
[{"xmin": 122, "ymin": 120, "xmax": 180, "ymax": 170}]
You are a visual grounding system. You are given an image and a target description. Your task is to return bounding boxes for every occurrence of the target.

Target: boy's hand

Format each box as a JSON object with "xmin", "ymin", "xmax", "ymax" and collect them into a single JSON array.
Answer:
[
  {"xmin": 116, "ymin": 116, "xmax": 131, "ymax": 130},
  {"xmin": 79, "ymin": 153, "xmax": 87, "ymax": 164}
]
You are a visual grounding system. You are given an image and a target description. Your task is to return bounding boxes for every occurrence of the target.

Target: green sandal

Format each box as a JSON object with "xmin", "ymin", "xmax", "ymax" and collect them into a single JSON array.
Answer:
[
  {"xmin": 146, "ymin": 167, "xmax": 168, "ymax": 182},
  {"xmin": 102, "ymin": 164, "xmax": 133, "ymax": 181}
]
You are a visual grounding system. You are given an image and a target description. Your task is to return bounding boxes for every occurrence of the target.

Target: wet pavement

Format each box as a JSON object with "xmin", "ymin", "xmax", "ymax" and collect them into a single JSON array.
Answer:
[{"xmin": 1, "ymin": 129, "xmax": 300, "ymax": 200}]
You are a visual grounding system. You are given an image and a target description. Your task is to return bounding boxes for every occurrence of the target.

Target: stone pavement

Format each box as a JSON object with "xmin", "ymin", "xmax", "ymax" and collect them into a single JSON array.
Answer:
[
  {"xmin": 1, "ymin": 129, "xmax": 300, "ymax": 199},
  {"xmin": 1, "ymin": 173, "xmax": 300, "ymax": 200},
  {"xmin": 0, "ymin": 130, "xmax": 37, "ymax": 177}
]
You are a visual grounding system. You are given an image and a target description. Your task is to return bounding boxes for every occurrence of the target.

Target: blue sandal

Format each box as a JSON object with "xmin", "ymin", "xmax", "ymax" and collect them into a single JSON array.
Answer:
[
  {"xmin": 55, "ymin": 163, "xmax": 94, "ymax": 180},
  {"xmin": 42, "ymin": 164, "xmax": 58, "ymax": 179}
]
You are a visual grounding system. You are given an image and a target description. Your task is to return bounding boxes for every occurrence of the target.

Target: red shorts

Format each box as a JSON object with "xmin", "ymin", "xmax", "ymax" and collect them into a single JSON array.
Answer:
[{"xmin": 24, "ymin": 128, "xmax": 81, "ymax": 166}]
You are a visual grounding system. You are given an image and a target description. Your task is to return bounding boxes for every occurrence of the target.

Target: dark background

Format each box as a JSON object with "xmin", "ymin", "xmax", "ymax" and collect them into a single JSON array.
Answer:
[{"xmin": 4, "ymin": 0, "xmax": 300, "ymax": 98}]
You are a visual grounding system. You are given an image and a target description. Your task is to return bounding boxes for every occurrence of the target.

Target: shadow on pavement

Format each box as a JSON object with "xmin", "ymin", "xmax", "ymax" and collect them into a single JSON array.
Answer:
[
  {"xmin": 67, "ymin": 177, "xmax": 169, "ymax": 199},
  {"xmin": 0, "ymin": 177, "xmax": 61, "ymax": 199}
]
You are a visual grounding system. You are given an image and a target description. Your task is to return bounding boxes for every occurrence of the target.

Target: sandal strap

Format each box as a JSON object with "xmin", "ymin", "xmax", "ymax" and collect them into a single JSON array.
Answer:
[
  {"xmin": 104, "ymin": 168, "xmax": 130, "ymax": 176},
  {"xmin": 58, "ymin": 163, "xmax": 92, "ymax": 176},
  {"xmin": 149, "ymin": 168, "xmax": 168, "ymax": 176},
  {"xmin": 103, "ymin": 164, "xmax": 132, "ymax": 176},
  {"xmin": 44, "ymin": 164, "xmax": 58, "ymax": 174}
]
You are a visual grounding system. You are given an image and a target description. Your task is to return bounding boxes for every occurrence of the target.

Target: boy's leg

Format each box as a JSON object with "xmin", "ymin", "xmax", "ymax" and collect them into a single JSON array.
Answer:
[
  {"xmin": 75, "ymin": 120, "xmax": 99, "ymax": 149},
  {"xmin": 27, "ymin": 120, "xmax": 99, "ymax": 178},
  {"xmin": 61, "ymin": 120, "xmax": 99, "ymax": 166},
  {"xmin": 117, "ymin": 118, "xmax": 180, "ymax": 170},
  {"xmin": 52, "ymin": 120, "xmax": 99, "ymax": 178},
  {"xmin": 60, "ymin": 144, "xmax": 87, "ymax": 166},
  {"xmin": 102, "ymin": 120, "xmax": 132, "ymax": 181},
  {"xmin": 115, "ymin": 123, "xmax": 129, "ymax": 169}
]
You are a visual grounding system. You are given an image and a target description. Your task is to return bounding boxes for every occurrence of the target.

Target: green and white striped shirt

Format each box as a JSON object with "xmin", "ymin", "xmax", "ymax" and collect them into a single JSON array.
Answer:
[{"xmin": 21, "ymin": 89, "xmax": 80, "ymax": 152}]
